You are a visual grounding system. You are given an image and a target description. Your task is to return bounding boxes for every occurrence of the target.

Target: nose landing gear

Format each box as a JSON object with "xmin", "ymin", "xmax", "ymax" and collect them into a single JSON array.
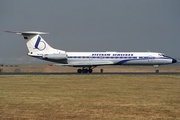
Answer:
[{"xmin": 154, "ymin": 65, "xmax": 159, "ymax": 73}]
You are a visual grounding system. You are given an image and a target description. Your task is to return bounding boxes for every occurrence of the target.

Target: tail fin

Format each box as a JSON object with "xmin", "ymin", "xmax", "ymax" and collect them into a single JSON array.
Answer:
[{"xmin": 5, "ymin": 31, "xmax": 65, "ymax": 55}]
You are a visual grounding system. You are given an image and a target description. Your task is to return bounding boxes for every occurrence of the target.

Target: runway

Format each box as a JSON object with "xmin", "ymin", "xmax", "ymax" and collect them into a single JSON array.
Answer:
[{"xmin": 0, "ymin": 72, "xmax": 180, "ymax": 75}]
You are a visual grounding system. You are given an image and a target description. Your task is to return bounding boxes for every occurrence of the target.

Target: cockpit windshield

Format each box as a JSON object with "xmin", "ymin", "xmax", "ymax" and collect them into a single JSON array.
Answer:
[
  {"xmin": 158, "ymin": 53, "xmax": 165, "ymax": 56},
  {"xmin": 158, "ymin": 53, "xmax": 173, "ymax": 59}
]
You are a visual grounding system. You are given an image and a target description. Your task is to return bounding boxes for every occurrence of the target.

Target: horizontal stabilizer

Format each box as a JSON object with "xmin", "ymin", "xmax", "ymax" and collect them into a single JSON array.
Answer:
[{"xmin": 5, "ymin": 31, "xmax": 49, "ymax": 35}]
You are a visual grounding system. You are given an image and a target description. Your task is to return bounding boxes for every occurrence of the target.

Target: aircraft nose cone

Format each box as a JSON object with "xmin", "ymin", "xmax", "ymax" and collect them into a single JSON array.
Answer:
[{"xmin": 172, "ymin": 59, "xmax": 177, "ymax": 63}]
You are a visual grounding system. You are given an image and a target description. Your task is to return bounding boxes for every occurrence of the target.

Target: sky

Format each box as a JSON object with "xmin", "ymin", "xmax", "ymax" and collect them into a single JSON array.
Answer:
[{"xmin": 0, "ymin": 0, "xmax": 180, "ymax": 64}]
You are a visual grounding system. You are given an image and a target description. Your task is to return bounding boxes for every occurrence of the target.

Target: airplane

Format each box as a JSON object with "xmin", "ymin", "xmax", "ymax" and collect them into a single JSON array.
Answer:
[{"xmin": 6, "ymin": 31, "xmax": 177, "ymax": 73}]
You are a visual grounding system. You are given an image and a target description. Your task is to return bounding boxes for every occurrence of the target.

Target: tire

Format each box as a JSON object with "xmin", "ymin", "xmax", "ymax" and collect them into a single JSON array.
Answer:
[
  {"xmin": 89, "ymin": 69, "xmax": 93, "ymax": 73},
  {"xmin": 77, "ymin": 69, "xmax": 82, "ymax": 73}
]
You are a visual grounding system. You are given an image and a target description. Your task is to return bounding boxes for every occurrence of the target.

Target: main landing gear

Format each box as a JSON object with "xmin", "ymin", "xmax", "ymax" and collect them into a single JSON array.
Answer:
[
  {"xmin": 77, "ymin": 68, "xmax": 93, "ymax": 73},
  {"xmin": 77, "ymin": 67, "xmax": 95, "ymax": 73}
]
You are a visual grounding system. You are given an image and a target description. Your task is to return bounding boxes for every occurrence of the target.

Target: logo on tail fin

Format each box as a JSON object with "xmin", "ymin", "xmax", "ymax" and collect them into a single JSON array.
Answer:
[{"xmin": 34, "ymin": 36, "xmax": 46, "ymax": 51}]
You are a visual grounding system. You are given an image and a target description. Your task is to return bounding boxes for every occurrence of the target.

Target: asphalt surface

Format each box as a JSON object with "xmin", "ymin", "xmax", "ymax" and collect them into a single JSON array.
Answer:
[{"xmin": 0, "ymin": 72, "xmax": 180, "ymax": 75}]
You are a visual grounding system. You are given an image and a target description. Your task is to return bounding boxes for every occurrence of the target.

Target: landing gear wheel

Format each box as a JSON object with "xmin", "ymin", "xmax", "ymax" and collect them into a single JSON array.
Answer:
[
  {"xmin": 77, "ymin": 69, "xmax": 82, "ymax": 73},
  {"xmin": 156, "ymin": 69, "xmax": 159, "ymax": 73},
  {"xmin": 89, "ymin": 69, "xmax": 93, "ymax": 73}
]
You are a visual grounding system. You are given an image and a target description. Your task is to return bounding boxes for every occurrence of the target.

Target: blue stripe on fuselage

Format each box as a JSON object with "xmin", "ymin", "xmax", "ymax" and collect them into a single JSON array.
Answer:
[{"xmin": 67, "ymin": 56, "xmax": 170, "ymax": 59}]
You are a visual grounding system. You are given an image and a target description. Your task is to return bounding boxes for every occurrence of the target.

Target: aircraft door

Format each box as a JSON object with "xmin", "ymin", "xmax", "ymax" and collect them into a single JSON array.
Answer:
[
  {"xmin": 89, "ymin": 55, "xmax": 92, "ymax": 60},
  {"xmin": 148, "ymin": 56, "xmax": 154, "ymax": 62}
]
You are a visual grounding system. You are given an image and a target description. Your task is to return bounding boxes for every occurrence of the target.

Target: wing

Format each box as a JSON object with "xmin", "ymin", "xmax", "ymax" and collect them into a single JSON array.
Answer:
[{"xmin": 49, "ymin": 61, "xmax": 114, "ymax": 67}]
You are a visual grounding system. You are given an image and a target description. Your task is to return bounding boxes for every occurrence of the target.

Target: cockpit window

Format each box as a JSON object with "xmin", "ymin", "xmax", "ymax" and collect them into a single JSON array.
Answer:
[
  {"xmin": 158, "ymin": 53, "xmax": 173, "ymax": 58},
  {"xmin": 158, "ymin": 53, "xmax": 164, "ymax": 56}
]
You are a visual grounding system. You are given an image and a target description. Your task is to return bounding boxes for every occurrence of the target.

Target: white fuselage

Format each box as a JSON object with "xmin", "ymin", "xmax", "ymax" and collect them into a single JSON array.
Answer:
[{"xmin": 51, "ymin": 51, "xmax": 174, "ymax": 67}]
